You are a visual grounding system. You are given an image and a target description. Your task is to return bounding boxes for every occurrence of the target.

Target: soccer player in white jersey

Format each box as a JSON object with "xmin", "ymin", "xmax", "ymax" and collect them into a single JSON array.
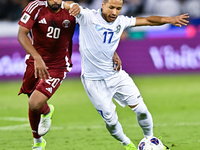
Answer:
[{"xmin": 64, "ymin": 0, "xmax": 189, "ymax": 150}]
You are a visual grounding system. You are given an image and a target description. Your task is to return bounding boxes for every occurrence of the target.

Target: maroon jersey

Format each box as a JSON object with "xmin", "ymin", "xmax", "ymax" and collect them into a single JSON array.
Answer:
[{"xmin": 18, "ymin": 0, "xmax": 76, "ymax": 72}]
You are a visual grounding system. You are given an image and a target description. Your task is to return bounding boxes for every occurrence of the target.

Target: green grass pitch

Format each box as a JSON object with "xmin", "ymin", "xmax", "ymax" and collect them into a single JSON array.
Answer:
[{"xmin": 0, "ymin": 74, "xmax": 199, "ymax": 150}]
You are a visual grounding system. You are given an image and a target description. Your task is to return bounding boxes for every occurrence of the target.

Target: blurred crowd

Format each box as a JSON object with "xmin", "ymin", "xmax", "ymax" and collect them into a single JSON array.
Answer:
[
  {"xmin": 0, "ymin": 0, "xmax": 31, "ymax": 21},
  {"xmin": 0, "ymin": 0, "xmax": 200, "ymax": 21}
]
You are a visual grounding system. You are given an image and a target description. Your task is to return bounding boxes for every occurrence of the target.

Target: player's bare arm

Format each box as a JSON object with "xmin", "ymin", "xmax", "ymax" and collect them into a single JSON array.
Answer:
[
  {"xmin": 63, "ymin": 1, "xmax": 80, "ymax": 16},
  {"xmin": 17, "ymin": 26, "xmax": 50, "ymax": 80},
  {"xmin": 135, "ymin": 13, "xmax": 189, "ymax": 27},
  {"xmin": 113, "ymin": 52, "xmax": 121, "ymax": 72}
]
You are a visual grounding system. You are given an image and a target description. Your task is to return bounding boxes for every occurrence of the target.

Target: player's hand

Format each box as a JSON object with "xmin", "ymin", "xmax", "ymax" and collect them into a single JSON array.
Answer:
[
  {"xmin": 69, "ymin": 3, "xmax": 81, "ymax": 16},
  {"xmin": 171, "ymin": 13, "xmax": 189, "ymax": 27},
  {"xmin": 113, "ymin": 57, "xmax": 121, "ymax": 72},
  {"xmin": 34, "ymin": 57, "xmax": 50, "ymax": 80},
  {"xmin": 113, "ymin": 52, "xmax": 122, "ymax": 72}
]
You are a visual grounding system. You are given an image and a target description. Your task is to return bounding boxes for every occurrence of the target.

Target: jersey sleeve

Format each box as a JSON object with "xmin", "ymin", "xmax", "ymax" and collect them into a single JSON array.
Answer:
[
  {"xmin": 121, "ymin": 16, "xmax": 136, "ymax": 29},
  {"xmin": 18, "ymin": 0, "xmax": 40, "ymax": 30},
  {"xmin": 75, "ymin": 6, "xmax": 92, "ymax": 26}
]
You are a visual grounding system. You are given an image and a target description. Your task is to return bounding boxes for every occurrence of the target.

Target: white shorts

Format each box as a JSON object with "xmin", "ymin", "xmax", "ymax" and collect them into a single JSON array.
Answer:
[{"xmin": 81, "ymin": 70, "xmax": 142, "ymax": 122}]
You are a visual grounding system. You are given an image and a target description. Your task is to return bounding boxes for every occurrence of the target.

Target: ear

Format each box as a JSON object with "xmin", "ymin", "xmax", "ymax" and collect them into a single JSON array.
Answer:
[{"xmin": 102, "ymin": 1, "xmax": 105, "ymax": 8}]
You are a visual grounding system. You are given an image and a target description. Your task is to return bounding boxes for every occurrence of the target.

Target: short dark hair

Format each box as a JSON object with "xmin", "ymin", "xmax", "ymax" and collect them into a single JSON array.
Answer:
[{"xmin": 104, "ymin": 0, "xmax": 123, "ymax": 4}]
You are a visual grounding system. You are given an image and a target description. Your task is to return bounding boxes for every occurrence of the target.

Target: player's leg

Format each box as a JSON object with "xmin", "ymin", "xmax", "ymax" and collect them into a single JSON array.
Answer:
[
  {"xmin": 116, "ymin": 73, "xmax": 169, "ymax": 150},
  {"xmin": 111, "ymin": 70, "xmax": 153, "ymax": 137},
  {"xmin": 28, "ymin": 91, "xmax": 49, "ymax": 137},
  {"xmin": 29, "ymin": 96, "xmax": 49, "ymax": 150},
  {"xmin": 34, "ymin": 70, "xmax": 66, "ymax": 136},
  {"xmin": 19, "ymin": 65, "xmax": 49, "ymax": 149},
  {"xmin": 29, "ymin": 90, "xmax": 54, "ymax": 136},
  {"xmin": 112, "ymin": 70, "xmax": 170, "ymax": 149},
  {"xmin": 130, "ymin": 100, "xmax": 153, "ymax": 137},
  {"xmin": 81, "ymin": 76, "xmax": 132, "ymax": 147},
  {"xmin": 106, "ymin": 121, "xmax": 133, "ymax": 147},
  {"xmin": 19, "ymin": 65, "xmax": 65, "ymax": 149}
]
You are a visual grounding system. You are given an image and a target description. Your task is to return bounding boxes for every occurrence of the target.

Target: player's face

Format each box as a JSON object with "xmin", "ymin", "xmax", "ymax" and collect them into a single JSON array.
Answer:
[
  {"xmin": 47, "ymin": 0, "xmax": 62, "ymax": 12},
  {"xmin": 102, "ymin": 0, "xmax": 123, "ymax": 22}
]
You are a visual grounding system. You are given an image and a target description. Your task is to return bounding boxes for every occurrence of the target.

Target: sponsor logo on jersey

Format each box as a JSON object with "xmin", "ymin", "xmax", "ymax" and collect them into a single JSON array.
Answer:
[
  {"xmin": 20, "ymin": 13, "xmax": 30, "ymax": 24},
  {"xmin": 46, "ymin": 87, "xmax": 52, "ymax": 94},
  {"xmin": 95, "ymin": 24, "xmax": 104, "ymax": 31},
  {"xmin": 62, "ymin": 20, "xmax": 71, "ymax": 28},
  {"xmin": 116, "ymin": 25, "xmax": 121, "ymax": 33},
  {"xmin": 39, "ymin": 18, "xmax": 47, "ymax": 24}
]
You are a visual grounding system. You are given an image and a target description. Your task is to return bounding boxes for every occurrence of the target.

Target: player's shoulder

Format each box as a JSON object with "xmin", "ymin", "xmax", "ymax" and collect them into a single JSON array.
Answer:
[
  {"xmin": 62, "ymin": 9, "xmax": 76, "ymax": 21},
  {"xmin": 89, "ymin": 9, "xmax": 103, "ymax": 19},
  {"xmin": 117, "ymin": 15, "xmax": 136, "ymax": 22},
  {"xmin": 81, "ymin": 7, "xmax": 98, "ymax": 15},
  {"xmin": 118, "ymin": 15, "xmax": 133, "ymax": 19},
  {"xmin": 23, "ymin": 0, "xmax": 46, "ymax": 15},
  {"xmin": 91, "ymin": 9, "xmax": 99, "ymax": 14}
]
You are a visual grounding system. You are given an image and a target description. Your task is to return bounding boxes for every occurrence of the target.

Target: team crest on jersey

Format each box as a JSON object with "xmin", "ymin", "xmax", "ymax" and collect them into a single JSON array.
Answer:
[
  {"xmin": 77, "ymin": 13, "xmax": 81, "ymax": 18},
  {"xmin": 116, "ymin": 25, "xmax": 121, "ymax": 33},
  {"xmin": 62, "ymin": 20, "xmax": 71, "ymax": 28}
]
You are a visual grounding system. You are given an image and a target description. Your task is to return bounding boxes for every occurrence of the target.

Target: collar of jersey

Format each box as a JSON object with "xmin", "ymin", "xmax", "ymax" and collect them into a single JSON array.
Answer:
[{"xmin": 99, "ymin": 8, "xmax": 103, "ymax": 18}]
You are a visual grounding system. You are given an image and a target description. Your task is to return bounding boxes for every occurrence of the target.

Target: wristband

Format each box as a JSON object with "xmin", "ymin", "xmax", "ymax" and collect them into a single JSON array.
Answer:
[{"xmin": 70, "ymin": 3, "xmax": 78, "ymax": 9}]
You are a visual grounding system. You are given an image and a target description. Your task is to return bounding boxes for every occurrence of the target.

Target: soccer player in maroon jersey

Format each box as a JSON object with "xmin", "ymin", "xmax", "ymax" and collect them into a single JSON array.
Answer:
[
  {"xmin": 17, "ymin": 0, "xmax": 76, "ymax": 149},
  {"xmin": 17, "ymin": 0, "xmax": 121, "ymax": 149}
]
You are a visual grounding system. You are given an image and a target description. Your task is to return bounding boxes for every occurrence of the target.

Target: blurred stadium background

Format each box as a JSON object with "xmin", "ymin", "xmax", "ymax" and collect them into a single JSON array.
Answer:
[{"xmin": 0, "ymin": 0, "xmax": 200, "ymax": 149}]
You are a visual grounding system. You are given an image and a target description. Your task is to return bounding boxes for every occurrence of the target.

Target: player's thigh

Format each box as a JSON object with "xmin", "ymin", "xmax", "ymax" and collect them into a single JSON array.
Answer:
[
  {"xmin": 29, "ymin": 70, "xmax": 66, "ymax": 109},
  {"xmin": 29, "ymin": 90, "xmax": 49, "ymax": 110},
  {"xmin": 35, "ymin": 70, "xmax": 67, "ymax": 99},
  {"xmin": 81, "ymin": 76, "xmax": 116, "ymax": 116},
  {"xmin": 113, "ymin": 70, "xmax": 142, "ymax": 106}
]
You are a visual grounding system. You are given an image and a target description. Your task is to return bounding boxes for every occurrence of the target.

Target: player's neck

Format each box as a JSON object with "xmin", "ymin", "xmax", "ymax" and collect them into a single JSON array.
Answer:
[
  {"xmin": 100, "ymin": 8, "xmax": 107, "ymax": 22},
  {"xmin": 100, "ymin": 8, "xmax": 113, "ymax": 24}
]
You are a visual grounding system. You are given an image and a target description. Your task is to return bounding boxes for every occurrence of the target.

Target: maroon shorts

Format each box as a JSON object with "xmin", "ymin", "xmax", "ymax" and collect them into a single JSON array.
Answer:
[{"xmin": 18, "ymin": 64, "xmax": 67, "ymax": 99}]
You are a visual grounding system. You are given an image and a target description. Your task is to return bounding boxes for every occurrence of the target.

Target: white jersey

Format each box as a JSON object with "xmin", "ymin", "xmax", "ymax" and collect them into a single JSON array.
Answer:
[{"xmin": 76, "ymin": 8, "xmax": 136, "ymax": 80}]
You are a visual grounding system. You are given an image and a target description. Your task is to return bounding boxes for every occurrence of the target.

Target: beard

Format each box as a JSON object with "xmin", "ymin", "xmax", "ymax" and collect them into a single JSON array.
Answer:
[{"xmin": 47, "ymin": 1, "xmax": 61, "ymax": 11}]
